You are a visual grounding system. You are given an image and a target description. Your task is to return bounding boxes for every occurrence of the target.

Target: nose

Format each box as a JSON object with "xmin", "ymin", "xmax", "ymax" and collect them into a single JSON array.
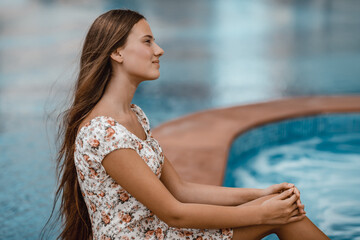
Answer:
[{"xmin": 154, "ymin": 42, "xmax": 164, "ymax": 57}]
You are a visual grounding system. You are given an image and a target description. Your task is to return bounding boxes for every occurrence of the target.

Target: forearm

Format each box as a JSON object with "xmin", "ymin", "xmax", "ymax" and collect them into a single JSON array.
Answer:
[
  {"xmin": 166, "ymin": 187, "xmax": 306, "ymax": 229},
  {"xmin": 168, "ymin": 202, "xmax": 262, "ymax": 229},
  {"xmin": 175, "ymin": 181, "xmax": 265, "ymax": 206}
]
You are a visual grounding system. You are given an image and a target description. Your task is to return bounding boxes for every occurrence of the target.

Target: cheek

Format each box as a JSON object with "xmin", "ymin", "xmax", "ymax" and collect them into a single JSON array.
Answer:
[{"xmin": 128, "ymin": 46, "xmax": 152, "ymax": 64}]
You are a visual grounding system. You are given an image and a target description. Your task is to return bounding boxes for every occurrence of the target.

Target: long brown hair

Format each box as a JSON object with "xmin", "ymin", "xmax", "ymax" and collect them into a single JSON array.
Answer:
[{"xmin": 42, "ymin": 9, "xmax": 145, "ymax": 240}]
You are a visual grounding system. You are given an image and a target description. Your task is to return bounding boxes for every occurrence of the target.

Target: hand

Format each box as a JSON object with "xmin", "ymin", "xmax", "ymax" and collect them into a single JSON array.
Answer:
[
  {"xmin": 260, "ymin": 188, "xmax": 306, "ymax": 225},
  {"xmin": 293, "ymin": 187, "xmax": 305, "ymax": 214},
  {"xmin": 262, "ymin": 183, "xmax": 305, "ymax": 214},
  {"xmin": 262, "ymin": 182, "xmax": 294, "ymax": 196}
]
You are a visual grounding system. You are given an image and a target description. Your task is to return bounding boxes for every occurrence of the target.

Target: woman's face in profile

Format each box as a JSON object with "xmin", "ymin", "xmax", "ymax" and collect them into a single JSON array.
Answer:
[{"xmin": 118, "ymin": 19, "xmax": 164, "ymax": 81}]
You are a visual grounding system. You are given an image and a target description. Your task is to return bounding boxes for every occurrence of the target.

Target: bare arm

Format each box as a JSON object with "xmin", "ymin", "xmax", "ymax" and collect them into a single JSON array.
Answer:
[
  {"xmin": 102, "ymin": 150, "xmax": 305, "ymax": 229},
  {"xmin": 160, "ymin": 155, "xmax": 297, "ymax": 206}
]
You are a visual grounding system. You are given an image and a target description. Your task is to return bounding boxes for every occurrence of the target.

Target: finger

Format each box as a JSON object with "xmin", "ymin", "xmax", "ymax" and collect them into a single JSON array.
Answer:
[
  {"xmin": 282, "ymin": 182, "xmax": 294, "ymax": 188},
  {"xmin": 297, "ymin": 200, "xmax": 305, "ymax": 213},
  {"xmin": 275, "ymin": 182, "xmax": 294, "ymax": 193},
  {"xmin": 281, "ymin": 182, "xmax": 294, "ymax": 192},
  {"xmin": 285, "ymin": 192, "xmax": 298, "ymax": 205},
  {"xmin": 276, "ymin": 188, "xmax": 294, "ymax": 200},
  {"xmin": 298, "ymin": 204, "xmax": 306, "ymax": 214},
  {"xmin": 293, "ymin": 201, "xmax": 305, "ymax": 214},
  {"xmin": 290, "ymin": 204, "xmax": 306, "ymax": 216},
  {"xmin": 294, "ymin": 188, "xmax": 303, "ymax": 209},
  {"xmin": 287, "ymin": 182, "xmax": 295, "ymax": 188},
  {"xmin": 294, "ymin": 187, "xmax": 303, "ymax": 202},
  {"xmin": 287, "ymin": 214, "xmax": 306, "ymax": 223},
  {"xmin": 288, "ymin": 203, "xmax": 298, "ymax": 214},
  {"xmin": 290, "ymin": 207, "xmax": 300, "ymax": 217}
]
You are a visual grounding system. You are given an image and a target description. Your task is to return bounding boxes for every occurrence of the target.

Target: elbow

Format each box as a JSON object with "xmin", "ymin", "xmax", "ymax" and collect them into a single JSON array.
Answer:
[
  {"xmin": 166, "ymin": 215, "xmax": 190, "ymax": 229},
  {"xmin": 164, "ymin": 215, "xmax": 183, "ymax": 228},
  {"xmin": 158, "ymin": 203, "xmax": 188, "ymax": 228}
]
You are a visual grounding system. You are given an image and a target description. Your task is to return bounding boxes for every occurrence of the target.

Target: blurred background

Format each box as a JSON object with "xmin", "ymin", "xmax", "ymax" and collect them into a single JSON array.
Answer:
[{"xmin": 0, "ymin": 0, "xmax": 359, "ymax": 239}]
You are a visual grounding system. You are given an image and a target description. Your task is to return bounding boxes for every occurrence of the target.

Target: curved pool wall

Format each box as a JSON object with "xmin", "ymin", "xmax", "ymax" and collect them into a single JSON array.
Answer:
[
  {"xmin": 224, "ymin": 113, "xmax": 360, "ymax": 186},
  {"xmin": 223, "ymin": 113, "xmax": 360, "ymax": 240}
]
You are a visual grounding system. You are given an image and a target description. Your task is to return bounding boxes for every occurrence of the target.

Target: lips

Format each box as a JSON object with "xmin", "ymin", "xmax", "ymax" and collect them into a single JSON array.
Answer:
[{"xmin": 152, "ymin": 60, "xmax": 160, "ymax": 68}]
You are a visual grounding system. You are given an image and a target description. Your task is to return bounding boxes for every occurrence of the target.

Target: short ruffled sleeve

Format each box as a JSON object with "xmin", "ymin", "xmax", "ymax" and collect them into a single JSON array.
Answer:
[{"xmin": 83, "ymin": 116, "xmax": 138, "ymax": 163}]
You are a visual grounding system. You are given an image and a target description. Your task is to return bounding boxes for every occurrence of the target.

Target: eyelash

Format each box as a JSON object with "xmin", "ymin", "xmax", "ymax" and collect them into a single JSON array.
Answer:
[{"xmin": 145, "ymin": 40, "xmax": 151, "ymax": 44}]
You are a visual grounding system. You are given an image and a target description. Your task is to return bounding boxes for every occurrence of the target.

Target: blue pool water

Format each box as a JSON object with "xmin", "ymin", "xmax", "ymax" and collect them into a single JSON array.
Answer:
[{"xmin": 224, "ymin": 114, "xmax": 360, "ymax": 240}]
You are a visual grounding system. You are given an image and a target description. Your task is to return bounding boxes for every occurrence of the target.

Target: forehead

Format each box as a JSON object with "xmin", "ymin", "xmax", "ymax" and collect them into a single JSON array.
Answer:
[{"xmin": 128, "ymin": 19, "xmax": 153, "ymax": 39}]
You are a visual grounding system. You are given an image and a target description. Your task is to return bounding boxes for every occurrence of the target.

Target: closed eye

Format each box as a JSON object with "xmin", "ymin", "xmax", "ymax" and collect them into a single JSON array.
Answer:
[{"xmin": 142, "ymin": 34, "xmax": 155, "ymax": 44}]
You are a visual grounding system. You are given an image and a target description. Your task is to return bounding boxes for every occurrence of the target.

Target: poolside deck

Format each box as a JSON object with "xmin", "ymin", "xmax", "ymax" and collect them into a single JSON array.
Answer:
[{"xmin": 152, "ymin": 96, "xmax": 360, "ymax": 186}]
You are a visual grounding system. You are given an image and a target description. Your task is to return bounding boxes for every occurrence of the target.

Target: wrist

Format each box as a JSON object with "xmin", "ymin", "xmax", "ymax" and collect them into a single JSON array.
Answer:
[
  {"xmin": 248, "ymin": 188, "xmax": 267, "ymax": 202},
  {"xmin": 257, "ymin": 203, "xmax": 268, "ymax": 225},
  {"xmin": 236, "ymin": 204, "xmax": 264, "ymax": 226},
  {"xmin": 254, "ymin": 204, "xmax": 265, "ymax": 225},
  {"xmin": 258, "ymin": 188, "xmax": 267, "ymax": 197},
  {"xmin": 244, "ymin": 188, "xmax": 266, "ymax": 203}
]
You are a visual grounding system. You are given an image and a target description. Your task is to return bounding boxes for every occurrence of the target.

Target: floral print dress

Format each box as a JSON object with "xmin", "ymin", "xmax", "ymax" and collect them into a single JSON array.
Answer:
[{"xmin": 74, "ymin": 103, "xmax": 233, "ymax": 240}]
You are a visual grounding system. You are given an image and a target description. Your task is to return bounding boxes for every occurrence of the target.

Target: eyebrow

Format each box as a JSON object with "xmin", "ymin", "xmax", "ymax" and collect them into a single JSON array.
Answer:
[{"xmin": 142, "ymin": 35, "xmax": 155, "ymax": 41}]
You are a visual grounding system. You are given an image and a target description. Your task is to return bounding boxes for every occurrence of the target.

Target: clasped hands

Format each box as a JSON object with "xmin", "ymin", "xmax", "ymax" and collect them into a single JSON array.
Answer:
[{"xmin": 260, "ymin": 182, "xmax": 306, "ymax": 225}]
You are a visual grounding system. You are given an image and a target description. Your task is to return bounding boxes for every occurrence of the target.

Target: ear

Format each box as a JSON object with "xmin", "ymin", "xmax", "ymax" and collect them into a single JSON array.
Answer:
[{"xmin": 110, "ymin": 49, "xmax": 123, "ymax": 63}]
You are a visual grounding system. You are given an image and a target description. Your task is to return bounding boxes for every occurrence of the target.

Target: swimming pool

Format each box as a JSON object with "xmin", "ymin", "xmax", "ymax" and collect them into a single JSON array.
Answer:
[{"xmin": 224, "ymin": 113, "xmax": 360, "ymax": 240}]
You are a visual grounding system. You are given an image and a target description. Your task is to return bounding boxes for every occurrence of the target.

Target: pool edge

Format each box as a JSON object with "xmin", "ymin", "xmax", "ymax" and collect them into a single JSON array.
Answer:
[{"xmin": 152, "ymin": 96, "xmax": 360, "ymax": 186}]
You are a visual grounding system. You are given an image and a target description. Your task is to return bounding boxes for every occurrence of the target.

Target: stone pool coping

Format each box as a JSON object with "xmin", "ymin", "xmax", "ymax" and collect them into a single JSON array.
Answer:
[{"xmin": 152, "ymin": 96, "xmax": 360, "ymax": 186}]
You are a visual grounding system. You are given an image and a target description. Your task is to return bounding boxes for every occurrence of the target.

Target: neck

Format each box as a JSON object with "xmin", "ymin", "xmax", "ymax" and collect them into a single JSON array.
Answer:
[{"xmin": 101, "ymin": 71, "xmax": 140, "ymax": 114}]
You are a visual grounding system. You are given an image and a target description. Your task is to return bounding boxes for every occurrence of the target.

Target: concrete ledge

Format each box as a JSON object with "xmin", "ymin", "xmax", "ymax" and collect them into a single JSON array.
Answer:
[{"xmin": 152, "ymin": 96, "xmax": 360, "ymax": 186}]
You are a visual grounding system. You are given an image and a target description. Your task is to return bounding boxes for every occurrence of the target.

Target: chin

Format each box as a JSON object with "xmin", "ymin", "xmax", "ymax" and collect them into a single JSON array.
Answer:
[
  {"xmin": 136, "ymin": 70, "xmax": 160, "ymax": 82},
  {"xmin": 147, "ymin": 72, "xmax": 161, "ymax": 80},
  {"xmin": 140, "ymin": 75, "xmax": 160, "ymax": 82}
]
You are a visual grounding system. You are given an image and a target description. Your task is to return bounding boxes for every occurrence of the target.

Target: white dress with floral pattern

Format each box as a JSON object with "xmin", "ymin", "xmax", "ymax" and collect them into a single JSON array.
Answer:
[{"xmin": 74, "ymin": 104, "xmax": 233, "ymax": 240}]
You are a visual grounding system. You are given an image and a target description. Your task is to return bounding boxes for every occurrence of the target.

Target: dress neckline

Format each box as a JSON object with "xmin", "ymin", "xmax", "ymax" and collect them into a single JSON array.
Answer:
[{"xmin": 77, "ymin": 104, "xmax": 149, "ymax": 142}]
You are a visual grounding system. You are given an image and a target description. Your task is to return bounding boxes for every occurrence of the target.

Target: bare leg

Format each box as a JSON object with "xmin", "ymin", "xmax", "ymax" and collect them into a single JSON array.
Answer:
[{"xmin": 232, "ymin": 194, "xmax": 329, "ymax": 240}]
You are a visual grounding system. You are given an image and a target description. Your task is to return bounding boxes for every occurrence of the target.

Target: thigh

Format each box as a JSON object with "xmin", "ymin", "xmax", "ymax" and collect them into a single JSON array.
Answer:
[{"xmin": 232, "ymin": 224, "xmax": 277, "ymax": 240}]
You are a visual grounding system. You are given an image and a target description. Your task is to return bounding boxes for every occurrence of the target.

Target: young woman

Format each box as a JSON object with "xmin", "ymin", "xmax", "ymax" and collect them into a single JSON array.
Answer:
[{"xmin": 52, "ymin": 9, "xmax": 329, "ymax": 240}]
